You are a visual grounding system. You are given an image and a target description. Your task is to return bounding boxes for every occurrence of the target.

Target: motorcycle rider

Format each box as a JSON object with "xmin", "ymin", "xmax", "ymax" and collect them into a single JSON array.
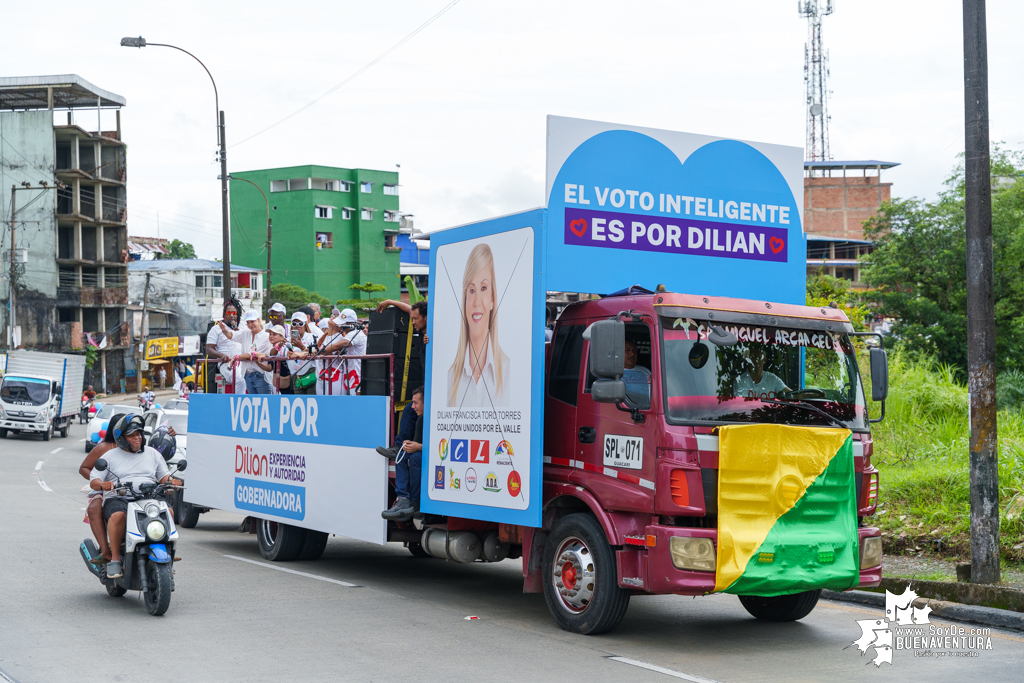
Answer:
[{"xmin": 89, "ymin": 415, "xmax": 180, "ymax": 578}]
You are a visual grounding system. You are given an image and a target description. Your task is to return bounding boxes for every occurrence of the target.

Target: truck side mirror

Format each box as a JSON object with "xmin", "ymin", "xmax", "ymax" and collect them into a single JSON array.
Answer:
[
  {"xmin": 869, "ymin": 347, "xmax": 888, "ymax": 402},
  {"xmin": 591, "ymin": 379, "xmax": 626, "ymax": 404},
  {"xmin": 584, "ymin": 320, "xmax": 625, "ymax": 378}
]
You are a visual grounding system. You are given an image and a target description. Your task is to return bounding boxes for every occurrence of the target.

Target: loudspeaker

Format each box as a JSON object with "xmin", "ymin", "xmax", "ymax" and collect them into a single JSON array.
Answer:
[{"xmin": 363, "ymin": 308, "xmax": 424, "ymax": 396}]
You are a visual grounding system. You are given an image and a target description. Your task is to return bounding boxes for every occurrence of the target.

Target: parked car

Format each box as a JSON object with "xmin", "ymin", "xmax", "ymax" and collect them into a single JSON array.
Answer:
[
  {"xmin": 86, "ymin": 404, "xmax": 143, "ymax": 452},
  {"xmin": 162, "ymin": 399, "xmax": 190, "ymax": 411}
]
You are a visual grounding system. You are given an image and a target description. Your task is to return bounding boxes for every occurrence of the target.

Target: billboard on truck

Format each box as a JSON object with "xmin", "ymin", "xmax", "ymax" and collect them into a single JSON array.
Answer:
[
  {"xmin": 420, "ymin": 116, "xmax": 805, "ymax": 526},
  {"xmin": 186, "ymin": 394, "xmax": 390, "ymax": 544}
]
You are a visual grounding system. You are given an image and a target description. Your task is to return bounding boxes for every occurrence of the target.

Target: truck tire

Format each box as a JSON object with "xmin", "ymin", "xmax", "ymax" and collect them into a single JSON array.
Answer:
[
  {"xmin": 144, "ymin": 561, "xmax": 173, "ymax": 616},
  {"xmin": 406, "ymin": 541, "xmax": 431, "ymax": 558},
  {"xmin": 0, "ymin": 428, "xmax": 6, "ymax": 438},
  {"xmin": 738, "ymin": 589, "xmax": 822, "ymax": 622},
  {"xmin": 60, "ymin": 421, "xmax": 70, "ymax": 438},
  {"xmin": 42, "ymin": 422, "xmax": 53, "ymax": 441},
  {"xmin": 296, "ymin": 530, "xmax": 329, "ymax": 561},
  {"xmin": 85, "ymin": 441, "xmax": 92, "ymax": 453},
  {"xmin": 542, "ymin": 513, "xmax": 630, "ymax": 635},
  {"xmin": 256, "ymin": 519, "xmax": 306, "ymax": 562},
  {"xmin": 179, "ymin": 502, "xmax": 201, "ymax": 529}
]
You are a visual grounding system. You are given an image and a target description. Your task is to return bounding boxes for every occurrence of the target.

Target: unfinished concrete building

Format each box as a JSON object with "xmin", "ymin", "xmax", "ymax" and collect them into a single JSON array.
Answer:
[{"xmin": 0, "ymin": 75, "xmax": 129, "ymax": 391}]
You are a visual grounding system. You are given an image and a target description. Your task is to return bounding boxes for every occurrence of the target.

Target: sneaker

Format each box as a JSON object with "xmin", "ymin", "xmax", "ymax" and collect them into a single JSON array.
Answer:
[
  {"xmin": 376, "ymin": 445, "xmax": 400, "ymax": 460},
  {"xmin": 106, "ymin": 560, "xmax": 123, "ymax": 578},
  {"xmin": 382, "ymin": 497, "xmax": 414, "ymax": 520}
]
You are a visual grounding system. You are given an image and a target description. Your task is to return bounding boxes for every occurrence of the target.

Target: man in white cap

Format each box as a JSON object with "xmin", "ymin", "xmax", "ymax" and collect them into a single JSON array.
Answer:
[
  {"xmin": 215, "ymin": 310, "xmax": 273, "ymax": 394},
  {"xmin": 267, "ymin": 302, "xmax": 287, "ymax": 330},
  {"xmin": 287, "ymin": 311, "xmax": 319, "ymax": 395},
  {"xmin": 316, "ymin": 309, "xmax": 366, "ymax": 395}
]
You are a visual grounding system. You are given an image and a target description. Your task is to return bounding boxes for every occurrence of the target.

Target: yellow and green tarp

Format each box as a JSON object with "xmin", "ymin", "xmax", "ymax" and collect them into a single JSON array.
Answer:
[{"xmin": 715, "ymin": 424, "xmax": 859, "ymax": 596}]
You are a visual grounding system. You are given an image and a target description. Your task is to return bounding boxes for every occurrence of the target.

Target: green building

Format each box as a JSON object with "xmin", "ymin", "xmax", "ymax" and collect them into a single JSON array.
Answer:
[{"xmin": 229, "ymin": 165, "xmax": 402, "ymax": 302}]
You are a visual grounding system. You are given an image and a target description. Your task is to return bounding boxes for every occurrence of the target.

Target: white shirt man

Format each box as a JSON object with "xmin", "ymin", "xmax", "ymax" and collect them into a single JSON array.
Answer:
[
  {"xmin": 90, "ymin": 445, "xmax": 170, "ymax": 501},
  {"xmin": 316, "ymin": 309, "xmax": 366, "ymax": 396}
]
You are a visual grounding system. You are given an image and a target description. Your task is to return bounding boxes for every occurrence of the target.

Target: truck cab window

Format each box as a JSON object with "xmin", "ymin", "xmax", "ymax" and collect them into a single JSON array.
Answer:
[
  {"xmin": 585, "ymin": 323, "xmax": 653, "ymax": 409},
  {"xmin": 548, "ymin": 325, "xmax": 585, "ymax": 406}
]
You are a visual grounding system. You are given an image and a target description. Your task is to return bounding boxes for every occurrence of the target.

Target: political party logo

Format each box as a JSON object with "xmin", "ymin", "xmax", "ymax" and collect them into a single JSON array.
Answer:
[
  {"xmin": 507, "ymin": 471, "xmax": 521, "ymax": 497},
  {"xmin": 438, "ymin": 438, "xmax": 449, "ymax": 462},
  {"xmin": 847, "ymin": 586, "xmax": 993, "ymax": 666},
  {"xmin": 465, "ymin": 468, "xmax": 478, "ymax": 492},
  {"xmin": 495, "ymin": 440, "xmax": 514, "ymax": 458},
  {"xmin": 434, "ymin": 466, "xmax": 445, "ymax": 490},
  {"xmin": 451, "ymin": 439, "xmax": 469, "ymax": 463},
  {"xmin": 470, "ymin": 440, "xmax": 489, "ymax": 464},
  {"xmin": 449, "ymin": 468, "xmax": 461, "ymax": 490},
  {"xmin": 483, "ymin": 472, "xmax": 501, "ymax": 493}
]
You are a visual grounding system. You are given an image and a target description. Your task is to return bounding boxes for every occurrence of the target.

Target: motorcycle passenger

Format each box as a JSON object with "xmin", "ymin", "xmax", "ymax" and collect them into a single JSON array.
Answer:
[{"xmin": 89, "ymin": 415, "xmax": 180, "ymax": 578}]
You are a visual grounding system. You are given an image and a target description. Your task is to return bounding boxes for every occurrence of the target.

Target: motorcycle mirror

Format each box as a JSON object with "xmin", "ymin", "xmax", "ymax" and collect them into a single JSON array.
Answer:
[
  {"xmin": 94, "ymin": 458, "xmax": 108, "ymax": 472},
  {"xmin": 175, "ymin": 460, "xmax": 187, "ymax": 472}
]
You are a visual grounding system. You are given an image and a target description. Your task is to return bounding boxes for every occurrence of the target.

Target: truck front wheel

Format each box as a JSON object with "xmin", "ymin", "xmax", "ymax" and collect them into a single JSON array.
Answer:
[
  {"xmin": 738, "ymin": 589, "xmax": 822, "ymax": 622},
  {"xmin": 542, "ymin": 513, "xmax": 630, "ymax": 635}
]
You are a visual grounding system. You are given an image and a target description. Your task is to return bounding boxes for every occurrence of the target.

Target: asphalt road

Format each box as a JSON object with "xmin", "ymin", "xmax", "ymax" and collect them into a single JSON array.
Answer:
[{"xmin": 2, "ymin": 424, "xmax": 1021, "ymax": 682}]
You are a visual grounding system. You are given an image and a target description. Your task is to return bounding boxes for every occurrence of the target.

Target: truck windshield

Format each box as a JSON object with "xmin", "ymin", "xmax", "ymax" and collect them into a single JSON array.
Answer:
[
  {"xmin": 0, "ymin": 377, "xmax": 51, "ymax": 406},
  {"xmin": 660, "ymin": 317, "xmax": 867, "ymax": 430}
]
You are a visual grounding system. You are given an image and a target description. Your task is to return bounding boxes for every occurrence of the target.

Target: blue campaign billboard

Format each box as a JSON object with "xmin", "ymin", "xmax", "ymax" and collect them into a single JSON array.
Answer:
[
  {"xmin": 420, "ymin": 211, "xmax": 546, "ymax": 527},
  {"xmin": 545, "ymin": 116, "xmax": 806, "ymax": 304}
]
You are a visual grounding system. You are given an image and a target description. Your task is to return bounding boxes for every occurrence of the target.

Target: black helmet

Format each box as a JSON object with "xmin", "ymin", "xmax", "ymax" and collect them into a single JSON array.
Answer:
[
  {"xmin": 149, "ymin": 426, "xmax": 177, "ymax": 462},
  {"xmin": 113, "ymin": 414, "xmax": 146, "ymax": 452}
]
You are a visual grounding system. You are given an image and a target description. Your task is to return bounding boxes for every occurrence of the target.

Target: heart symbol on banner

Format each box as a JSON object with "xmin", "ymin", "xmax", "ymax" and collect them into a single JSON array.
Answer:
[
  {"xmin": 569, "ymin": 218, "xmax": 588, "ymax": 237},
  {"xmin": 769, "ymin": 237, "xmax": 785, "ymax": 254}
]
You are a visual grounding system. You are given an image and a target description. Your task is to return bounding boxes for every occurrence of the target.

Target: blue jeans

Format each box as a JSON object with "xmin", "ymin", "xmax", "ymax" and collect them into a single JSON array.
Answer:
[
  {"xmin": 395, "ymin": 448, "xmax": 421, "ymax": 504},
  {"xmin": 245, "ymin": 370, "xmax": 273, "ymax": 394}
]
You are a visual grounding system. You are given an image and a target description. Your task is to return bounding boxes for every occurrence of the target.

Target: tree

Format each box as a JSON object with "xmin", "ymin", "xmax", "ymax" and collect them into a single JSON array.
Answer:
[
  {"xmin": 163, "ymin": 239, "xmax": 196, "ymax": 260},
  {"xmin": 349, "ymin": 282, "xmax": 387, "ymax": 297},
  {"xmin": 860, "ymin": 148, "xmax": 1024, "ymax": 378}
]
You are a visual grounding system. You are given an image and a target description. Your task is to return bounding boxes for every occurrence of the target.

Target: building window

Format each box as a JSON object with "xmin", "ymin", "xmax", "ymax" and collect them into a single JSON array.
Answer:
[
  {"xmin": 361, "ymin": 208, "xmax": 373, "ymax": 220},
  {"xmin": 384, "ymin": 210, "xmax": 399, "ymax": 222},
  {"xmin": 360, "ymin": 182, "xmax": 372, "ymax": 193},
  {"xmin": 385, "ymin": 234, "xmax": 397, "ymax": 248},
  {"xmin": 288, "ymin": 178, "xmax": 308, "ymax": 191},
  {"xmin": 270, "ymin": 180, "xmax": 287, "ymax": 193},
  {"xmin": 340, "ymin": 181, "xmax": 351, "ymax": 192},
  {"xmin": 316, "ymin": 232, "xmax": 334, "ymax": 250},
  {"xmin": 383, "ymin": 184, "xmax": 399, "ymax": 196},
  {"xmin": 315, "ymin": 205, "xmax": 333, "ymax": 219},
  {"xmin": 311, "ymin": 178, "xmax": 345, "ymax": 191},
  {"xmin": 341, "ymin": 208, "xmax": 352, "ymax": 220}
]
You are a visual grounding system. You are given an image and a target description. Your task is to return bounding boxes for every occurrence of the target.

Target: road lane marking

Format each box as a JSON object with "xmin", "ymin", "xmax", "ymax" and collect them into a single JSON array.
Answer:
[
  {"xmin": 37, "ymin": 480, "xmax": 53, "ymax": 492},
  {"xmin": 607, "ymin": 657, "xmax": 720, "ymax": 683},
  {"xmin": 224, "ymin": 554, "xmax": 361, "ymax": 587},
  {"xmin": 79, "ymin": 438, "xmax": 86, "ymax": 442},
  {"xmin": 0, "ymin": 665, "xmax": 21, "ymax": 683},
  {"xmin": 34, "ymin": 461, "xmax": 44, "ymax": 472},
  {"xmin": 50, "ymin": 447, "xmax": 62, "ymax": 454}
]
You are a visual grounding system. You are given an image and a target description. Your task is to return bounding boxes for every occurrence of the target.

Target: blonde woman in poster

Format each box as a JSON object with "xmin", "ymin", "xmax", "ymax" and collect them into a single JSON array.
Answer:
[{"xmin": 447, "ymin": 243, "xmax": 511, "ymax": 407}]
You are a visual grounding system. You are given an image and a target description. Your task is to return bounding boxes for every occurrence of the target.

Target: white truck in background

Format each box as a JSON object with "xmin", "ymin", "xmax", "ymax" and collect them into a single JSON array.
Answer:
[{"xmin": 0, "ymin": 351, "xmax": 86, "ymax": 441}]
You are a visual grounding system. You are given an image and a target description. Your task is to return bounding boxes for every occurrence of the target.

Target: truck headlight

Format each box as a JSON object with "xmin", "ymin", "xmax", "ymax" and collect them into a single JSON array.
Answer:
[
  {"xmin": 36, "ymin": 412, "xmax": 47, "ymax": 422},
  {"xmin": 145, "ymin": 520, "xmax": 166, "ymax": 541},
  {"xmin": 669, "ymin": 536, "xmax": 716, "ymax": 572},
  {"xmin": 861, "ymin": 536, "xmax": 882, "ymax": 569}
]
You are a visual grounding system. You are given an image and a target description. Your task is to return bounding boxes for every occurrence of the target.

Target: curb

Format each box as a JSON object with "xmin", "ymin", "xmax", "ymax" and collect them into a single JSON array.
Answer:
[{"xmin": 822, "ymin": 589, "xmax": 1024, "ymax": 632}]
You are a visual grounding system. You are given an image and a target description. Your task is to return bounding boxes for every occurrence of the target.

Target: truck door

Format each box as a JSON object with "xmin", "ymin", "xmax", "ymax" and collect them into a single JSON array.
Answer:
[
  {"xmin": 544, "ymin": 323, "xmax": 587, "ymax": 478},
  {"xmin": 573, "ymin": 321, "xmax": 657, "ymax": 511}
]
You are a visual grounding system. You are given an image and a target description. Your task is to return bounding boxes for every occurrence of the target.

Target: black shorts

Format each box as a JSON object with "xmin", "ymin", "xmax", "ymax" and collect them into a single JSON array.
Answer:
[{"xmin": 102, "ymin": 498, "xmax": 128, "ymax": 520}]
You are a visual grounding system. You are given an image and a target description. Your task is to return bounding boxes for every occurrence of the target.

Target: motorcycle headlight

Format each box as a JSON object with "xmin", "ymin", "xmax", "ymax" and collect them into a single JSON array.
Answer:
[
  {"xmin": 144, "ymin": 503, "xmax": 161, "ymax": 518},
  {"xmin": 145, "ymin": 520, "xmax": 166, "ymax": 541}
]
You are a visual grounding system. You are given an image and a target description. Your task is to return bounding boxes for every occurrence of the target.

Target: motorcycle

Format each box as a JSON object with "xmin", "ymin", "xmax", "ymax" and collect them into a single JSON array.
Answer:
[
  {"xmin": 79, "ymin": 458, "xmax": 186, "ymax": 616},
  {"xmin": 138, "ymin": 394, "xmax": 155, "ymax": 411},
  {"xmin": 80, "ymin": 396, "xmax": 94, "ymax": 424}
]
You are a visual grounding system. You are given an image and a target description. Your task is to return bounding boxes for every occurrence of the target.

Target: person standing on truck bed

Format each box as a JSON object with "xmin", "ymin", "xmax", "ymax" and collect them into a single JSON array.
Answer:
[
  {"xmin": 622, "ymin": 339, "xmax": 652, "ymax": 408},
  {"xmin": 215, "ymin": 310, "xmax": 274, "ymax": 395},
  {"xmin": 376, "ymin": 299, "xmax": 429, "ymax": 458},
  {"xmin": 206, "ymin": 297, "xmax": 245, "ymax": 394},
  {"xmin": 382, "ymin": 386, "xmax": 424, "ymax": 522}
]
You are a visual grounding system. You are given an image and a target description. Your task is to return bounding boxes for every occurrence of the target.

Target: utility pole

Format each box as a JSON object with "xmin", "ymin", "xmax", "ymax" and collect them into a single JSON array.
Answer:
[
  {"xmin": 219, "ymin": 110, "xmax": 231, "ymax": 306},
  {"xmin": 8, "ymin": 186, "xmax": 15, "ymax": 349},
  {"xmin": 963, "ymin": 0, "xmax": 1000, "ymax": 584},
  {"xmin": 138, "ymin": 273, "xmax": 151, "ymax": 392}
]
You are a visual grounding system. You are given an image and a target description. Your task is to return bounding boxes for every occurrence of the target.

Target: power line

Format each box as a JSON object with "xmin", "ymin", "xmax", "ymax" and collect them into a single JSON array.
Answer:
[{"xmin": 230, "ymin": 0, "xmax": 461, "ymax": 149}]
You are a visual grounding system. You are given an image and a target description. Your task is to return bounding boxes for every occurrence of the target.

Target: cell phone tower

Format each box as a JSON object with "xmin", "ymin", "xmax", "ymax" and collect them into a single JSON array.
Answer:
[{"xmin": 799, "ymin": 0, "xmax": 834, "ymax": 163}]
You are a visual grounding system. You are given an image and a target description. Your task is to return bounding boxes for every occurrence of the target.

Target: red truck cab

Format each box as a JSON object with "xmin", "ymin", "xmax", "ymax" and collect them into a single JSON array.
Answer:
[{"xmin": 524, "ymin": 287, "xmax": 881, "ymax": 633}]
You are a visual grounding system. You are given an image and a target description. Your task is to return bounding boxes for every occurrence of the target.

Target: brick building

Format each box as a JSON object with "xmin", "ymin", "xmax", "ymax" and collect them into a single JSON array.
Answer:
[{"xmin": 803, "ymin": 160, "xmax": 898, "ymax": 287}]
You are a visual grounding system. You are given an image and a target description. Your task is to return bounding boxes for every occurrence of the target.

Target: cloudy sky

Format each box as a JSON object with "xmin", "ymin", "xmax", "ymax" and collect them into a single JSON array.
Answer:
[{"xmin": 3, "ymin": 0, "xmax": 1022, "ymax": 259}]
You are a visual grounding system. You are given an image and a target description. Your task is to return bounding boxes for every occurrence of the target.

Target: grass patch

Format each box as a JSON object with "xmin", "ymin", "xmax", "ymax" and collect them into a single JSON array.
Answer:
[{"xmin": 866, "ymin": 354, "xmax": 1024, "ymax": 563}]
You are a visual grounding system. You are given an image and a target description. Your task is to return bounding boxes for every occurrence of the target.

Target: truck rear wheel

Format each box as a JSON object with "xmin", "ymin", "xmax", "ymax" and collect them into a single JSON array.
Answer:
[
  {"xmin": 256, "ymin": 519, "xmax": 306, "ymax": 561},
  {"xmin": 296, "ymin": 530, "xmax": 329, "ymax": 561},
  {"xmin": 179, "ymin": 501, "xmax": 201, "ymax": 528},
  {"xmin": 542, "ymin": 513, "xmax": 630, "ymax": 635},
  {"xmin": 738, "ymin": 589, "xmax": 822, "ymax": 622}
]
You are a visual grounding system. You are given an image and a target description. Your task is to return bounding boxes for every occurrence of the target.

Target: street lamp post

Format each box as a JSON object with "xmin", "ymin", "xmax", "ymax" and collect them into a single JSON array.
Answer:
[
  {"xmin": 121, "ymin": 36, "xmax": 232, "ymax": 307},
  {"xmin": 227, "ymin": 175, "xmax": 272, "ymax": 309}
]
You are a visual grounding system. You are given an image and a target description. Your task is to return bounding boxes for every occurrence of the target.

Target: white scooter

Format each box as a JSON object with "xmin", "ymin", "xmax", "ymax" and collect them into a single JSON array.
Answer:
[{"xmin": 79, "ymin": 459, "xmax": 186, "ymax": 616}]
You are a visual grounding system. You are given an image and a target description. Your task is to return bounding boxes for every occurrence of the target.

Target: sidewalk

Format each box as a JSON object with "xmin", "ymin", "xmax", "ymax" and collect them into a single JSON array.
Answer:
[{"xmin": 94, "ymin": 387, "xmax": 182, "ymax": 406}]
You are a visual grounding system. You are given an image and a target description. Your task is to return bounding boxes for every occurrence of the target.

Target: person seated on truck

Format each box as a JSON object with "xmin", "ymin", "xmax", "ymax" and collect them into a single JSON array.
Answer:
[
  {"xmin": 381, "ymin": 386, "xmax": 425, "ymax": 522},
  {"xmin": 89, "ymin": 415, "xmax": 181, "ymax": 578},
  {"xmin": 733, "ymin": 343, "xmax": 790, "ymax": 400},
  {"xmin": 622, "ymin": 339, "xmax": 652, "ymax": 408}
]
